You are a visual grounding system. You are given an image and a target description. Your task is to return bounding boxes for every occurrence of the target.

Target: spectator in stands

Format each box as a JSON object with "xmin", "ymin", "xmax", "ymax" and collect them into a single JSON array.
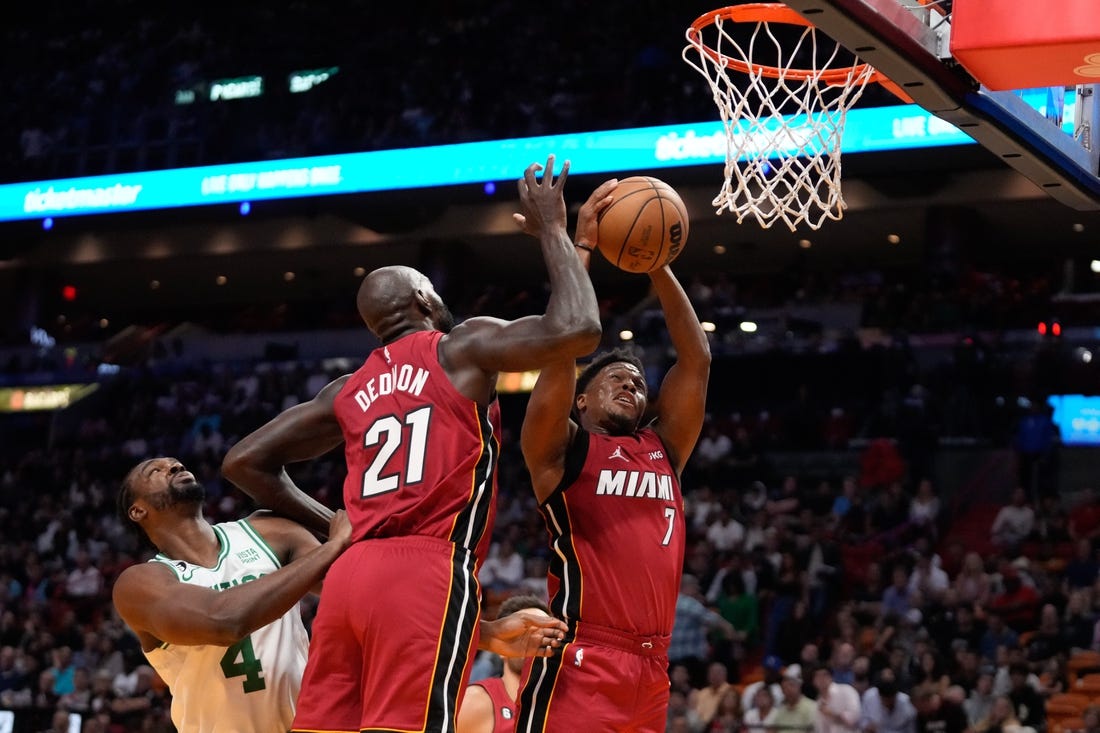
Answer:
[
  {"xmin": 1006, "ymin": 663, "xmax": 1044, "ymax": 732},
  {"xmin": 478, "ymin": 537, "xmax": 525, "ymax": 592},
  {"xmin": 953, "ymin": 552, "xmax": 992, "ymax": 607},
  {"xmin": 991, "ymin": 488, "xmax": 1035, "ymax": 550},
  {"xmin": 813, "ymin": 663, "xmax": 862, "ymax": 733},
  {"xmin": 742, "ymin": 655, "xmax": 786, "ymax": 713},
  {"xmin": 908, "ymin": 479, "xmax": 941, "ymax": 538},
  {"xmin": 709, "ymin": 687, "xmax": 745, "ymax": 733},
  {"xmin": 772, "ymin": 666, "xmax": 817, "ymax": 733},
  {"xmin": 1025, "ymin": 603, "xmax": 1066, "ymax": 667},
  {"xmin": 671, "ymin": 575, "xmax": 736, "ymax": 688},
  {"xmin": 988, "ymin": 566, "xmax": 1040, "ymax": 632},
  {"xmin": 861, "ymin": 670, "xmax": 917, "ymax": 733},
  {"xmin": 963, "ymin": 667, "xmax": 996, "ymax": 728},
  {"xmin": 1063, "ymin": 589, "xmax": 1096, "ymax": 651},
  {"xmin": 913, "ymin": 684, "xmax": 968, "ymax": 733},
  {"xmin": 884, "ymin": 565, "xmax": 917, "ymax": 619},
  {"xmin": 909, "ymin": 552, "xmax": 949, "ymax": 606},
  {"xmin": 980, "ymin": 615, "xmax": 1019, "ymax": 663},
  {"xmin": 707, "ymin": 506, "xmax": 745, "ymax": 553},
  {"xmin": 691, "ymin": 661, "xmax": 734, "ymax": 729},
  {"xmin": 1065, "ymin": 539, "xmax": 1099, "ymax": 591},
  {"xmin": 976, "ymin": 695, "xmax": 1034, "ymax": 733},
  {"xmin": 745, "ymin": 684, "xmax": 778, "ymax": 731},
  {"xmin": 667, "ymin": 689, "xmax": 706, "ymax": 733}
]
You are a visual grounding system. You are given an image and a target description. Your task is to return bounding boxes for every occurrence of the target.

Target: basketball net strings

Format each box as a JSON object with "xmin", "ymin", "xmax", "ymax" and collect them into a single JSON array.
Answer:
[{"xmin": 684, "ymin": 16, "xmax": 875, "ymax": 231}]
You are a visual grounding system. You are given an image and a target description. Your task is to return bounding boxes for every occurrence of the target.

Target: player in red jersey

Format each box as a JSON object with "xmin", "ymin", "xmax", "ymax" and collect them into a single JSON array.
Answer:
[
  {"xmin": 222, "ymin": 156, "xmax": 614, "ymax": 733},
  {"xmin": 457, "ymin": 594, "xmax": 551, "ymax": 733},
  {"xmin": 514, "ymin": 196, "xmax": 711, "ymax": 731}
]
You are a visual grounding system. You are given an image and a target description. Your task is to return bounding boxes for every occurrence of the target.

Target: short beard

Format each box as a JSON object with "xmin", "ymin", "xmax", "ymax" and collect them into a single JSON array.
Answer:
[
  {"xmin": 147, "ymin": 482, "xmax": 206, "ymax": 510},
  {"xmin": 435, "ymin": 304, "xmax": 456, "ymax": 334},
  {"xmin": 604, "ymin": 410, "xmax": 639, "ymax": 435}
]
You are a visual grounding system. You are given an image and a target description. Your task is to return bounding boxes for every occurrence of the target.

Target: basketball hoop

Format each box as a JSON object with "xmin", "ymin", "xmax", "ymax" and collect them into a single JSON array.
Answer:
[{"xmin": 683, "ymin": 4, "xmax": 902, "ymax": 231}]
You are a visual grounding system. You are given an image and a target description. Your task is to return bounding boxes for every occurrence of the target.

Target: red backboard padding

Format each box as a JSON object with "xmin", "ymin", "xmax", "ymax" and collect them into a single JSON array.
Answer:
[{"xmin": 950, "ymin": 0, "xmax": 1100, "ymax": 90}]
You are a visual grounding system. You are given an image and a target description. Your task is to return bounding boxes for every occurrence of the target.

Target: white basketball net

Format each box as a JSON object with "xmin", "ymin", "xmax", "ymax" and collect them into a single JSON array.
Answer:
[{"xmin": 683, "ymin": 9, "xmax": 876, "ymax": 231}]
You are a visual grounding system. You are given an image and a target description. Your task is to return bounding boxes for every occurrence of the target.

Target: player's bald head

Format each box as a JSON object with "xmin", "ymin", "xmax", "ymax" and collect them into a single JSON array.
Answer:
[{"xmin": 357, "ymin": 266, "xmax": 426, "ymax": 330}]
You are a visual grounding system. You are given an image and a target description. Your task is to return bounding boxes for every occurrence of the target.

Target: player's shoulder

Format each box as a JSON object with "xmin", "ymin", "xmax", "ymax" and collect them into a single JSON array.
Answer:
[{"xmin": 241, "ymin": 512, "xmax": 316, "ymax": 559}]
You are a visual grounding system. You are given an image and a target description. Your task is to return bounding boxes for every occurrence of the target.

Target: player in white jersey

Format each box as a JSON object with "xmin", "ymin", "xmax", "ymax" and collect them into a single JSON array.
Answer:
[
  {"xmin": 113, "ymin": 457, "xmax": 568, "ymax": 733},
  {"xmin": 112, "ymin": 457, "xmax": 353, "ymax": 733}
]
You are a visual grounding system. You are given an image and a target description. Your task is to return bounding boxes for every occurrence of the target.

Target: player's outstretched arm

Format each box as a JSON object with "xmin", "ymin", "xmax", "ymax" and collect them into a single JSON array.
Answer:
[
  {"xmin": 113, "ymin": 511, "xmax": 352, "ymax": 648},
  {"xmin": 478, "ymin": 610, "xmax": 567, "ymax": 658},
  {"xmin": 222, "ymin": 377, "xmax": 348, "ymax": 536},
  {"xmin": 649, "ymin": 266, "xmax": 711, "ymax": 474},
  {"xmin": 443, "ymin": 157, "xmax": 602, "ymax": 377},
  {"xmin": 521, "ymin": 359, "xmax": 579, "ymax": 504}
]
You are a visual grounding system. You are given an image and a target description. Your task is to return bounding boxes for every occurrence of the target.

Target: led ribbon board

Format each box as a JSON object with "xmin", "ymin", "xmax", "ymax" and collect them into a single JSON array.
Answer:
[{"xmin": 0, "ymin": 89, "xmax": 1074, "ymax": 223}]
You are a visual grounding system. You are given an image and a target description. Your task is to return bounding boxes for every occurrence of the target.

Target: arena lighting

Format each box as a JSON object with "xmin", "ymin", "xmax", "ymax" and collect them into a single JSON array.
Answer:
[
  {"xmin": 619, "ymin": 330, "xmax": 634, "ymax": 341},
  {"xmin": 701, "ymin": 321, "xmax": 717, "ymax": 332},
  {"xmin": 740, "ymin": 321, "xmax": 758, "ymax": 333},
  {"xmin": 239, "ymin": 201, "xmax": 251, "ymax": 216},
  {"xmin": 483, "ymin": 182, "xmax": 496, "ymax": 195},
  {"xmin": 1052, "ymin": 321, "xmax": 1062, "ymax": 337},
  {"xmin": 1091, "ymin": 259, "xmax": 1100, "ymax": 273},
  {"xmin": 42, "ymin": 217, "xmax": 53, "ymax": 230},
  {"xmin": 798, "ymin": 239, "xmax": 812, "ymax": 249},
  {"xmin": 1037, "ymin": 322, "xmax": 1047, "ymax": 335},
  {"xmin": 887, "ymin": 233, "xmax": 901, "ymax": 244},
  {"xmin": 61, "ymin": 285, "xmax": 77, "ymax": 301},
  {"xmin": 713, "ymin": 244, "xmax": 726, "ymax": 254}
]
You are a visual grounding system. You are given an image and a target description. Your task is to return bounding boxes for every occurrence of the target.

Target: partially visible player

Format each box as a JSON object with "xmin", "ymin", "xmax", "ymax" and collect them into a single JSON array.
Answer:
[
  {"xmin": 112, "ymin": 457, "xmax": 353, "ymax": 733},
  {"xmin": 457, "ymin": 594, "xmax": 552, "ymax": 733},
  {"xmin": 515, "ymin": 180, "xmax": 712, "ymax": 731},
  {"xmin": 222, "ymin": 156, "xmax": 612, "ymax": 733}
]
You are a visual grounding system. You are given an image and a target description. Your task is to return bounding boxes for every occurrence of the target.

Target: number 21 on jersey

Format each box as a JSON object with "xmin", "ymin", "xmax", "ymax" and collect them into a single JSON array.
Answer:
[{"xmin": 361, "ymin": 406, "xmax": 431, "ymax": 497}]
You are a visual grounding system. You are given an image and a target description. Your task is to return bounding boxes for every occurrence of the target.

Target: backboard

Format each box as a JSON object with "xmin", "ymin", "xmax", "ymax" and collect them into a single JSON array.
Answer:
[{"xmin": 780, "ymin": 0, "xmax": 1100, "ymax": 210}]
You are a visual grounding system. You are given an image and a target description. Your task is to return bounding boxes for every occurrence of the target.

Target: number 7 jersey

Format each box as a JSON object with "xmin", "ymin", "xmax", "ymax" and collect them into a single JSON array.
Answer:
[
  {"xmin": 144, "ymin": 520, "xmax": 308, "ymax": 733},
  {"xmin": 540, "ymin": 427, "xmax": 685, "ymax": 636},
  {"xmin": 334, "ymin": 330, "xmax": 501, "ymax": 563}
]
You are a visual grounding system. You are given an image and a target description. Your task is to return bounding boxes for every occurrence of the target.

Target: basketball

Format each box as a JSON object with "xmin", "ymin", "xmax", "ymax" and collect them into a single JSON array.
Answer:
[{"xmin": 596, "ymin": 176, "xmax": 689, "ymax": 273}]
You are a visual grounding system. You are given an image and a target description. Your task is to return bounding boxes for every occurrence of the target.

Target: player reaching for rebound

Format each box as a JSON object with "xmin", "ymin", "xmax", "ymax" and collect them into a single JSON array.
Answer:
[
  {"xmin": 457, "ymin": 594, "xmax": 552, "ymax": 733},
  {"xmin": 221, "ymin": 156, "xmax": 615, "ymax": 733},
  {"xmin": 515, "ymin": 181, "xmax": 712, "ymax": 731}
]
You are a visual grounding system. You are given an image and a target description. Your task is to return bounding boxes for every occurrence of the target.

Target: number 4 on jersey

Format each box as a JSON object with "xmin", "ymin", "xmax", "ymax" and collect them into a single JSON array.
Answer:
[
  {"xmin": 220, "ymin": 636, "xmax": 265, "ymax": 693},
  {"xmin": 361, "ymin": 406, "xmax": 431, "ymax": 497}
]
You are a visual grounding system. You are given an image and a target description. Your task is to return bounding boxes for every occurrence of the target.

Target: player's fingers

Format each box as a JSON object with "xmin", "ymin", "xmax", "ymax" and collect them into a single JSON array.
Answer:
[{"xmin": 555, "ymin": 158, "xmax": 570, "ymax": 188}]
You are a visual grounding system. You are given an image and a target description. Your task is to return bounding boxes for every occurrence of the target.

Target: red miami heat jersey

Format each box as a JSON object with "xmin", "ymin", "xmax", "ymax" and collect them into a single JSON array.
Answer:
[
  {"xmin": 472, "ymin": 676, "xmax": 516, "ymax": 732},
  {"xmin": 333, "ymin": 330, "xmax": 501, "ymax": 561},
  {"xmin": 539, "ymin": 427, "xmax": 685, "ymax": 636}
]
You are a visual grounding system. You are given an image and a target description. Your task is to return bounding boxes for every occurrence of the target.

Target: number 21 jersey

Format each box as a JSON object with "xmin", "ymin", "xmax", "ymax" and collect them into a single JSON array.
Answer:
[{"xmin": 333, "ymin": 330, "xmax": 501, "ymax": 563}]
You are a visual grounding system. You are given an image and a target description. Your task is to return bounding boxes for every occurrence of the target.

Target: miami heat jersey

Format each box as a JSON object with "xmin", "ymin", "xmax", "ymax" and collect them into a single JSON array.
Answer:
[
  {"xmin": 539, "ymin": 427, "xmax": 685, "ymax": 636},
  {"xmin": 333, "ymin": 330, "xmax": 501, "ymax": 562},
  {"xmin": 472, "ymin": 676, "xmax": 517, "ymax": 732},
  {"xmin": 144, "ymin": 520, "xmax": 308, "ymax": 733}
]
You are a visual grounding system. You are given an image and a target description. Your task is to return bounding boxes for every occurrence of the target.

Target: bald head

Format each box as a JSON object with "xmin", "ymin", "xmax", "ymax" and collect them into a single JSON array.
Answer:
[{"xmin": 357, "ymin": 266, "xmax": 453, "ymax": 341}]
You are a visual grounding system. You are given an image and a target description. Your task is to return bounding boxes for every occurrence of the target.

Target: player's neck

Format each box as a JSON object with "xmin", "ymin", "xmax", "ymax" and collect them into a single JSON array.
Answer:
[
  {"xmin": 502, "ymin": 667, "xmax": 521, "ymax": 702},
  {"xmin": 152, "ymin": 515, "xmax": 220, "ymax": 567}
]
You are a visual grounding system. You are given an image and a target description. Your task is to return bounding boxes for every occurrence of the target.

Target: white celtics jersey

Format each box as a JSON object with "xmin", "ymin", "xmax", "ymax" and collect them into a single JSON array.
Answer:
[{"xmin": 144, "ymin": 519, "xmax": 309, "ymax": 733}]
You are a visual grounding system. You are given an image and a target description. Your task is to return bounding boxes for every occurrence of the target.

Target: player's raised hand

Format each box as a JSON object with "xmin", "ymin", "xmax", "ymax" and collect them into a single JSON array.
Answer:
[{"xmin": 513, "ymin": 155, "xmax": 569, "ymax": 237}]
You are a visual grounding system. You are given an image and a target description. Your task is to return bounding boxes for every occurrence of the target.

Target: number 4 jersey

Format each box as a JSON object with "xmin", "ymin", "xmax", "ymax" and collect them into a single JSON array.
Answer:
[
  {"xmin": 144, "ymin": 520, "xmax": 308, "ymax": 733},
  {"xmin": 333, "ymin": 330, "xmax": 501, "ymax": 563}
]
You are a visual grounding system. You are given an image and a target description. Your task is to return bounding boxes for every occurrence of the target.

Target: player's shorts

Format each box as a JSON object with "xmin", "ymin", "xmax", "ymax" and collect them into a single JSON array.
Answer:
[
  {"xmin": 291, "ymin": 536, "xmax": 481, "ymax": 733},
  {"xmin": 515, "ymin": 620, "xmax": 671, "ymax": 733}
]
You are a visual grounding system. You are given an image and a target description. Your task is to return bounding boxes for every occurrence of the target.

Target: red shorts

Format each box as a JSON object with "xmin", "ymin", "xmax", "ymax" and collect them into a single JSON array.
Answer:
[
  {"xmin": 515, "ymin": 621, "xmax": 671, "ymax": 732},
  {"xmin": 291, "ymin": 536, "xmax": 482, "ymax": 733}
]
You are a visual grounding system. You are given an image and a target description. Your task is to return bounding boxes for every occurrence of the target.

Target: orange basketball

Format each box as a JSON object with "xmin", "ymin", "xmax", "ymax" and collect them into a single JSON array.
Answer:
[{"xmin": 596, "ymin": 176, "xmax": 689, "ymax": 273}]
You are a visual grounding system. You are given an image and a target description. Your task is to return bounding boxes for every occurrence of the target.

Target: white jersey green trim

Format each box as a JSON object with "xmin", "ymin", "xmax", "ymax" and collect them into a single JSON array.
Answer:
[{"xmin": 144, "ymin": 520, "xmax": 309, "ymax": 733}]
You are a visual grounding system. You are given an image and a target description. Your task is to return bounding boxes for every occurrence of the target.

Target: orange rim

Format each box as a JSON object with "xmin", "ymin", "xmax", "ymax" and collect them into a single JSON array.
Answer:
[{"xmin": 687, "ymin": 3, "xmax": 884, "ymax": 86}]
